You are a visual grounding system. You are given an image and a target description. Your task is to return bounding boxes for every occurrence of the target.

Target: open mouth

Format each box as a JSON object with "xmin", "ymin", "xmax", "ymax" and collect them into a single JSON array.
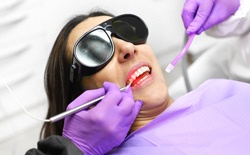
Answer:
[{"xmin": 126, "ymin": 66, "xmax": 151, "ymax": 87}]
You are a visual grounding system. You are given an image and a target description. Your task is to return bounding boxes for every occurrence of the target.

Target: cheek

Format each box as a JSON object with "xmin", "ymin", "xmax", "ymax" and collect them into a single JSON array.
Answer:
[
  {"xmin": 81, "ymin": 76, "xmax": 99, "ymax": 90},
  {"xmin": 140, "ymin": 45, "xmax": 157, "ymax": 62},
  {"xmin": 82, "ymin": 73, "xmax": 110, "ymax": 89},
  {"xmin": 82, "ymin": 63, "xmax": 122, "ymax": 89},
  {"xmin": 98, "ymin": 58, "xmax": 125, "ymax": 83},
  {"xmin": 133, "ymin": 82, "xmax": 168, "ymax": 109}
]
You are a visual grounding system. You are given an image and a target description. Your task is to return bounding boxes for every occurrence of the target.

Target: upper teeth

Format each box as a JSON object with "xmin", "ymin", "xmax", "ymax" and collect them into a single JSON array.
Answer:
[{"xmin": 128, "ymin": 66, "xmax": 150, "ymax": 84}]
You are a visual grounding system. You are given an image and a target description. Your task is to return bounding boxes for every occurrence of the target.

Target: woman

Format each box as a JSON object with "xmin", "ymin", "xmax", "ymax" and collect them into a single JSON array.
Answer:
[
  {"xmin": 27, "ymin": 8, "xmax": 250, "ymax": 155},
  {"xmin": 42, "ymin": 10, "xmax": 174, "ymax": 137}
]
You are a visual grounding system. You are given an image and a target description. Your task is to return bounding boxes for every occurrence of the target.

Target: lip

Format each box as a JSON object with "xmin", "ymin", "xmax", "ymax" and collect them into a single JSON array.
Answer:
[{"xmin": 126, "ymin": 61, "xmax": 152, "ymax": 88}]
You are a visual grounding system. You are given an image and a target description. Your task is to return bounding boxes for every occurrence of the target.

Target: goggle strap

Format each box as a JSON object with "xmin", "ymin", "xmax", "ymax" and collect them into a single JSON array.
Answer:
[{"xmin": 70, "ymin": 64, "xmax": 78, "ymax": 83}]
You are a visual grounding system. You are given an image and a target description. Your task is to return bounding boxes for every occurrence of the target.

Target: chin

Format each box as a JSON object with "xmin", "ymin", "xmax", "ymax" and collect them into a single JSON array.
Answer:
[
  {"xmin": 138, "ymin": 86, "xmax": 168, "ymax": 109},
  {"xmin": 144, "ymin": 95, "xmax": 168, "ymax": 109}
]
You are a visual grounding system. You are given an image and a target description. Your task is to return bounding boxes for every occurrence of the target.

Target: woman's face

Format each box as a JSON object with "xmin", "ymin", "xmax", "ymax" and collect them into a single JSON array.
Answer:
[{"xmin": 67, "ymin": 15, "xmax": 172, "ymax": 113}]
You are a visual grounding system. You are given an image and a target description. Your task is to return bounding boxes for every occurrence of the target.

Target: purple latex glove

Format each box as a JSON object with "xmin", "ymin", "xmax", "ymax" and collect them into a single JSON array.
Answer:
[
  {"xmin": 62, "ymin": 82, "xmax": 143, "ymax": 155},
  {"xmin": 182, "ymin": 0, "xmax": 240, "ymax": 35}
]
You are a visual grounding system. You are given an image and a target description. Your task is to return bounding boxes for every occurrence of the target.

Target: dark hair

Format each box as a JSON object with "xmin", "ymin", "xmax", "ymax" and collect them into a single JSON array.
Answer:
[{"xmin": 40, "ymin": 10, "xmax": 114, "ymax": 139}]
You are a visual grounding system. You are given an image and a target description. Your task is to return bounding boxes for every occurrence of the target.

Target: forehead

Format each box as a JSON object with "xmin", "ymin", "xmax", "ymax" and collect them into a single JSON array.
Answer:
[{"xmin": 67, "ymin": 15, "xmax": 112, "ymax": 53}]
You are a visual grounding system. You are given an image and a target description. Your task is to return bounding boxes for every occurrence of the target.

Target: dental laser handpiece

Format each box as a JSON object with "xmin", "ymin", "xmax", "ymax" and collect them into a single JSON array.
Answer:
[
  {"xmin": 165, "ymin": 34, "xmax": 195, "ymax": 73},
  {"xmin": 49, "ymin": 84, "xmax": 131, "ymax": 123}
]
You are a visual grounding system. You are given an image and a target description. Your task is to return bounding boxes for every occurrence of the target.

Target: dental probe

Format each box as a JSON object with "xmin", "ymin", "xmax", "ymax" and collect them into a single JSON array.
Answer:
[
  {"xmin": 49, "ymin": 83, "xmax": 131, "ymax": 123},
  {"xmin": 165, "ymin": 34, "xmax": 195, "ymax": 73}
]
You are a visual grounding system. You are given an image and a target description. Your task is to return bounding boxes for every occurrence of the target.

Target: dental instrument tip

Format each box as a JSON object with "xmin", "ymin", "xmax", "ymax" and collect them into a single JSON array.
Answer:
[
  {"xmin": 127, "ymin": 82, "xmax": 132, "ymax": 87},
  {"xmin": 124, "ymin": 82, "xmax": 132, "ymax": 90},
  {"xmin": 116, "ymin": 83, "xmax": 132, "ymax": 92},
  {"xmin": 165, "ymin": 64, "xmax": 174, "ymax": 73}
]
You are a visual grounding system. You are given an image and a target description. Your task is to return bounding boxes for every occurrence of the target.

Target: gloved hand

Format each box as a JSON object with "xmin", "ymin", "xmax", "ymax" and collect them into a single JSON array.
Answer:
[
  {"xmin": 62, "ymin": 82, "xmax": 143, "ymax": 155},
  {"xmin": 182, "ymin": 0, "xmax": 240, "ymax": 34}
]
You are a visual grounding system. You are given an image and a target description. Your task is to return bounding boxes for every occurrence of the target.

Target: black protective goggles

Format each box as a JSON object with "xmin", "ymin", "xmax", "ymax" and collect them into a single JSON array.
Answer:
[{"xmin": 69, "ymin": 14, "xmax": 148, "ymax": 83}]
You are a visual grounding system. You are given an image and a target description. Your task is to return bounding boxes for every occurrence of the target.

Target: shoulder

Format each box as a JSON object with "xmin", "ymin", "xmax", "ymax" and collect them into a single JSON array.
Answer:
[
  {"xmin": 174, "ymin": 79, "xmax": 250, "ymax": 108},
  {"xmin": 198, "ymin": 79, "xmax": 250, "ymax": 92},
  {"xmin": 193, "ymin": 79, "xmax": 250, "ymax": 104}
]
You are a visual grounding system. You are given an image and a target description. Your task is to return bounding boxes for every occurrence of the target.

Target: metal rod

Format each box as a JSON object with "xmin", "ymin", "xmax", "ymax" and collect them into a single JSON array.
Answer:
[{"xmin": 49, "ymin": 85, "xmax": 130, "ymax": 123}]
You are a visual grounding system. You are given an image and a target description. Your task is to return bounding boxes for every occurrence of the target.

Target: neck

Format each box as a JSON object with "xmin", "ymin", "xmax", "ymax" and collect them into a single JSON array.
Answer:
[{"xmin": 129, "ymin": 97, "xmax": 174, "ymax": 133}]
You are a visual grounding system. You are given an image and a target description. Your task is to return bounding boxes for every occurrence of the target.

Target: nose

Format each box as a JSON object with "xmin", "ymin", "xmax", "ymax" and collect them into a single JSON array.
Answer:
[{"xmin": 113, "ymin": 38, "xmax": 136, "ymax": 63}]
